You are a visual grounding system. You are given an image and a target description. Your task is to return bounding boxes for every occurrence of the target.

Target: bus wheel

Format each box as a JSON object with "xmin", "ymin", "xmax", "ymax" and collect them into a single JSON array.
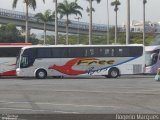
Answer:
[
  {"xmin": 108, "ymin": 68, "xmax": 119, "ymax": 78},
  {"xmin": 36, "ymin": 69, "xmax": 47, "ymax": 79}
]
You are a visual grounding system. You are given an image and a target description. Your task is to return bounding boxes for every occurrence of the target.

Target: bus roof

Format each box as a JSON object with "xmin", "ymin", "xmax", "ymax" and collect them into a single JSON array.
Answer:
[
  {"xmin": 0, "ymin": 43, "xmax": 32, "ymax": 47},
  {"xmin": 21, "ymin": 44, "xmax": 144, "ymax": 50},
  {"xmin": 145, "ymin": 45, "xmax": 160, "ymax": 51}
]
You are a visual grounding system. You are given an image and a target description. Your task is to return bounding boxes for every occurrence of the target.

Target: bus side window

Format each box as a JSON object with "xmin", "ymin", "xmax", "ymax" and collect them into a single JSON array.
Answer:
[
  {"xmin": 68, "ymin": 47, "xmax": 84, "ymax": 58},
  {"xmin": 99, "ymin": 48, "xmax": 110, "ymax": 57},
  {"xmin": 104, "ymin": 49, "xmax": 110, "ymax": 56},
  {"xmin": 111, "ymin": 48, "xmax": 115, "ymax": 57},
  {"xmin": 116, "ymin": 47, "xmax": 129, "ymax": 57},
  {"xmin": 84, "ymin": 48, "xmax": 97, "ymax": 57},
  {"xmin": 60, "ymin": 48, "xmax": 68, "ymax": 58},
  {"xmin": 37, "ymin": 48, "xmax": 52, "ymax": 58},
  {"xmin": 52, "ymin": 48, "xmax": 62, "ymax": 58},
  {"xmin": 0, "ymin": 47, "xmax": 21, "ymax": 57},
  {"xmin": 117, "ymin": 48, "xmax": 123, "ymax": 57}
]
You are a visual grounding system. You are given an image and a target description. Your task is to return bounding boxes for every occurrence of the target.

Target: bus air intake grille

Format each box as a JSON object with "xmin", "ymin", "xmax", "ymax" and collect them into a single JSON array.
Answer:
[{"xmin": 133, "ymin": 64, "xmax": 142, "ymax": 74}]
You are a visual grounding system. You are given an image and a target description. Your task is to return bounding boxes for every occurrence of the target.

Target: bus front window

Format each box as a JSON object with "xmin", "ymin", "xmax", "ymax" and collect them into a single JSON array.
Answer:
[
  {"xmin": 20, "ymin": 56, "xmax": 29, "ymax": 68},
  {"xmin": 145, "ymin": 52, "xmax": 158, "ymax": 67},
  {"xmin": 16, "ymin": 55, "xmax": 20, "ymax": 68}
]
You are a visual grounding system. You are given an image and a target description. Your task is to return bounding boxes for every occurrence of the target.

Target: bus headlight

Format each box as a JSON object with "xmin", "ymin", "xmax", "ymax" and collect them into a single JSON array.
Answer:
[{"xmin": 16, "ymin": 68, "xmax": 20, "ymax": 76}]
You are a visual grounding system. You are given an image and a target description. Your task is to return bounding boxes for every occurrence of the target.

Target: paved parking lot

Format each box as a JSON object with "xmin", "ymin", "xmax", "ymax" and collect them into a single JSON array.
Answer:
[{"xmin": 0, "ymin": 75, "xmax": 159, "ymax": 114}]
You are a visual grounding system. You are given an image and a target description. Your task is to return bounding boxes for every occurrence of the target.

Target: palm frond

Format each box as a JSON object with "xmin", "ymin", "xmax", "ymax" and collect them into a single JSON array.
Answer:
[
  {"xmin": 29, "ymin": 0, "xmax": 36, "ymax": 10},
  {"xmin": 96, "ymin": 0, "xmax": 101, "ymax": 4},
  {"xmin": 12, "ymin": 0, "xmax": 18, "ymax": 8},
  {"xmin": 34, "ymin": 9, "xmax": 54, "ymax": 23}
]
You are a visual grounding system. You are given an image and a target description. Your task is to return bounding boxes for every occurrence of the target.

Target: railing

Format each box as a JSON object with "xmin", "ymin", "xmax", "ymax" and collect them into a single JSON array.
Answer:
[{"xmin": 0, "ymin": 8, "xmax": 108, "ymax": 31}]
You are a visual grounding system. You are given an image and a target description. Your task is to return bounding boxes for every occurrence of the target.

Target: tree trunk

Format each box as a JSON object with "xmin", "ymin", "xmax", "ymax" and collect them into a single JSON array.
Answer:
[
  {"xmin": 89, "ymin": 0, "xmax": 92, "ymax": 45},
  {"xmin": 126, "ymin": 0, "xmax": 130, "ymax": 44},
  {"xmin": 107, "ymin": 0, "xmax": 110, "ymax": 44},
  {"xmin": 115, "ymin": 11, "xmax": 117, "ymax": 44},
  {"xmin": 66, "ymin": 15, "xmax": 69, "ymax": 45},
  {"xmin": 25, "ymin": 3, "xmax": 29, "ymax": 43},
  {"xmin": 55, "ymin": 0, "xmax": 58, "ymax": 45},
  {"xmin": 143, "ymin": 0, "xmax": 146, "ymax": 45},
  {"xmin": 44, "ymin": 23, "xmax": 46, "ymax": 44}
]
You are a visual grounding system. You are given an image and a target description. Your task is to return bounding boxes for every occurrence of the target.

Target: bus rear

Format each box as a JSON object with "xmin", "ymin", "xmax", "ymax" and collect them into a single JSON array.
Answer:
[{"xmin": 0, "ymin": 43, "xmax": 31, "ymax": 76}]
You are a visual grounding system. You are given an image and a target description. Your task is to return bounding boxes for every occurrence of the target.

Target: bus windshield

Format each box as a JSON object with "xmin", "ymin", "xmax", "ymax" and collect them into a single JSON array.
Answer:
[
  {"xmin": 145, "ymin": 51, "xmax": 159, "ymax": 67},
  {"xmin": 20, "ymin": 56, "xmax": 29, "ymax": 68}
]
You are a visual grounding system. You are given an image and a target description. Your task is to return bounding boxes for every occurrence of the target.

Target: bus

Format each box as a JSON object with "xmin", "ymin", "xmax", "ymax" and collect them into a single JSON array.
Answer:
[
  {"xmin": 145, "ymin": 45, "xmax": 160, "ymax": 74},
  {"xmin": 0, "ymin": 43, "xmax": 32, "ymax": 76},
  {"xmin": 16, "ymin": 44, "xmax": 145, "ymax": 79}
]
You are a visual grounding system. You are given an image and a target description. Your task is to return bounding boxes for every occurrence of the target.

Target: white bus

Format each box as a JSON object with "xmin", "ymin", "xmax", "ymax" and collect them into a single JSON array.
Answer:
[
  {"xmin": 16, "ymin": 44, "xmax": 145, "ymax": 79},
  {"xmin": 0, "ymin": 43, "xmax": 32, "ymax": 76},
  {"xmin": 145, "ymin": 45, "xmax": 160, "ymax": 74}
]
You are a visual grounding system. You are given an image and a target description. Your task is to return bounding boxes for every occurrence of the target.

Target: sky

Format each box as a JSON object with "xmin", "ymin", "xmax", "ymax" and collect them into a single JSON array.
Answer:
[{"xmin": 0, "ymin": 0, "xmax": 160, "ymax": 26}]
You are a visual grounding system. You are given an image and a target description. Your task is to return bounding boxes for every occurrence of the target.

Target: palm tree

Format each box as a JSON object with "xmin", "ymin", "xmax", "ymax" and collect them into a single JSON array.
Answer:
[
  {"xmin": 143, "ymin": 0, "xmax": 147, "ymax": 45},
  {"xmin": 107, "ymin": 0, "xmax": 110, "ymax": 45},
  {"xmin": 12, "ymin": 0, "xmax": 45, "ymax": 43},
  {"xmin": 85, "ymin": 0, "xmax": 101, "ymax": 45},
  {"xmin": 53, "ymin": 0, "xmax": 58, "ymax": 45},
  {"xmin": 58, "ymin": 0, "xmax": 83, "ymax": 45},
  {"xmin": 35, "ymin": 10, "xmax": 54, "ymax": 44},
  {"xmin": 111, "ymin": 0, "xmax": 120, "ymax": 44},
  {"xmin": 126, "ymin": 0, "xmax": 130, "ymax": 44}
]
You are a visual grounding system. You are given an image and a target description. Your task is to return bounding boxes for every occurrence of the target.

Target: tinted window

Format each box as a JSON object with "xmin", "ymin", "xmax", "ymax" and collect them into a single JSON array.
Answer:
[
  {"xmin": 52, "ymin": 47, "xmax": 68, "ymax": 58},
  {"xmin": 23, "ymin": 48, "xmax": 36, "ymax": 58},
  {"xmin": 115, "ymin": 47, "xmax": 130, "ymax": 57},
  {"xmin": 114, "ymin": 46, "xmax": 143, "ymax": 57},
  {"xmin": 0, "ymin": 47, "xmax": 21, "ymax": 57},
  {"xmin": 130, "ymin": 46, "xmax": 143, "ymax": 57},
  {"xmin": 84, "ymin": 48, "xmax": 99, "ymax": 57},
  {"xmin": 99, "ymin": 48, "xmax": 110, "ymax": 57},
  {"xmin": 68, "ymin": 47, "xmax": 84, "ymax": 57},
  {"xmin": 98, "ymin": 46, "xmax": 143, "ymax": 57},
  {"xmin": 37, "ymin": 48, "xmax": 52, "ymax": 58}
]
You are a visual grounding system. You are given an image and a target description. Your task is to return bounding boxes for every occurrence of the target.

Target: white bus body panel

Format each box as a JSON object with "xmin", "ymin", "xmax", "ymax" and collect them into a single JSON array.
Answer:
[
  {"xmin": 0, "ymin": 57, "xmax": 16, "ymax": 76},
  {"xmin": 16, "ymin": 56, "xmax": 144, "ymax": 77}
]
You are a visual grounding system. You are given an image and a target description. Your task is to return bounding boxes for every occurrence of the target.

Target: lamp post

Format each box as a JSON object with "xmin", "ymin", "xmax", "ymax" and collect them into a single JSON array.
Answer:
[
  {"xmin": 75, "ymin": 17, "xmax": 81, "ymax": 44},
  {"xmin": 54, "ymin": 0, "xmax": 58, "ymax": 45}
]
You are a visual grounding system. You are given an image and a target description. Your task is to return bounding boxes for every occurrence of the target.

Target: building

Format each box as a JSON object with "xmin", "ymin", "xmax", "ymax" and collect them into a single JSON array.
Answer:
[{"xmin": 130, "ymin": 20, "xmax": 160, "ymax": 33}]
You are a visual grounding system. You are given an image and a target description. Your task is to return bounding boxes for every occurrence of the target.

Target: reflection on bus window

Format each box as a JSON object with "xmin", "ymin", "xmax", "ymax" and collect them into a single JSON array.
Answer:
[{"xmin": 20, "ymin": 56, "xmax": 29, "ymax": 68}]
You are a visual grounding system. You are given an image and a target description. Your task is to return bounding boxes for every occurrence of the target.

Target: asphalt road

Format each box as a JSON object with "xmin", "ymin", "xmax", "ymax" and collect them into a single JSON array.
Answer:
[{"xmin": 0, "ymin": 75, "xmax": 159, "ymax": 114}]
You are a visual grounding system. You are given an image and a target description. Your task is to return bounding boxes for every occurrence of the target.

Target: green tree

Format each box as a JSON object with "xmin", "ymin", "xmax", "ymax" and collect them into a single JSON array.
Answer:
[
  {"xmin": 85, "ymin": 0, "xmax": 101, "ymax": 45},
  {"xmin": 12, "ymin": 0, "xmax": 45, "ymax": 43},
  {"xmin": 35, "ymin": 10, "xmax": 54, "ymax": 44},
  {"xmin": 0, "ymin": 23, "xmax": 20, "ymax": 42},
  {"xmin": 0, "ymin": 23, "xmax": 39, "ymax": 44},
  {"xmin": 58, "ymin": 0, "xmax": 83, "ymax": 45},
  {"xmin": 111, "ymin": 0, "xmax": 121, "ymax": 44}
]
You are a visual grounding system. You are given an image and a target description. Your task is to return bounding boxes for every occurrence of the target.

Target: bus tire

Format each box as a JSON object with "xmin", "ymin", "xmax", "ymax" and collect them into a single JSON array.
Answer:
[
  {"xmin": 108, "ymin": 67, "xmax": 120, "ymax": 78},
  {"xmin": 36, "ymin": 69, "xmax": 47, "ymax": 79}
]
